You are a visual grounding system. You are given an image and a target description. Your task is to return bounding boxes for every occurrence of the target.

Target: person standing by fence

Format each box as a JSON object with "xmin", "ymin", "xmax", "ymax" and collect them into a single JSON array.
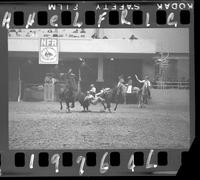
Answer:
[
  {"xmin": 117, "ymin": 74, "xmax": 127, "ymax": 104},
  {"xmin": 44, "ymin": 74, "xmax": 55, "ymax": 101},
  {"xmin": 65, "ymin": 68, "xmax": 77, "ymax": 108}
]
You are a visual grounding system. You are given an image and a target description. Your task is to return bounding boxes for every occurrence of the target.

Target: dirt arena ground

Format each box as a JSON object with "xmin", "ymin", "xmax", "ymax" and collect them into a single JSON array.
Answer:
[{"xmin": 9, "ymin": 89, "xmax": 190, "ymax": 149}]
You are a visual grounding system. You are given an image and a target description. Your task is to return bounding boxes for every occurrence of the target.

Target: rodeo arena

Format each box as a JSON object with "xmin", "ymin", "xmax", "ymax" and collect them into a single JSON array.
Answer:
[{"xmin": 8, "ymin": 28, "xmax": 190, "ymax": 149}]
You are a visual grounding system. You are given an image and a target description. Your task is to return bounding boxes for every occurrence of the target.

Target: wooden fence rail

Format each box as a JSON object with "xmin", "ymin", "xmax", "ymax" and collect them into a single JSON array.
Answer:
[{"xmin": 152, "ymin": 81, "xmax": 190, "ymax": 89}]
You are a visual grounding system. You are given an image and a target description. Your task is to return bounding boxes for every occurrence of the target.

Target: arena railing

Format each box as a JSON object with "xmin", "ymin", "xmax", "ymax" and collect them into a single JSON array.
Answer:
[{"xmin": 152, "ymin": 81, "xmax": 190, "ymax": 89}]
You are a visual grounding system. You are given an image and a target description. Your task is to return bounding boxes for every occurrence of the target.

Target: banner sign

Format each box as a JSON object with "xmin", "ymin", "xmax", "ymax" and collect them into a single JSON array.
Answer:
[{"xmin": 39, "ymin": 38, "xmax": 59, "ymax": 64}]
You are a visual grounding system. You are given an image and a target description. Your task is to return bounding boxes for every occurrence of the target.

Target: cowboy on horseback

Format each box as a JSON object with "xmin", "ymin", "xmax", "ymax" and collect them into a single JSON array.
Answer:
[
  {"xmin": 135, "ymin": 74, "xmax": 151, "ymax": 99},
  {"xmin": 64, "ymin": 68, "xmax": 77, "ymax": 108}
]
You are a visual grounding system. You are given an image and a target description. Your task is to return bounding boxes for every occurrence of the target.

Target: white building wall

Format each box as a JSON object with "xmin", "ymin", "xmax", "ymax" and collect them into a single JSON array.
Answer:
[
  {"xmin": 9, "ymin": 28, "xmax": 189, "ymax": 53},
  {"xmin": 99, "ymin": 28, "xmax": 189, "ymax": 53}
]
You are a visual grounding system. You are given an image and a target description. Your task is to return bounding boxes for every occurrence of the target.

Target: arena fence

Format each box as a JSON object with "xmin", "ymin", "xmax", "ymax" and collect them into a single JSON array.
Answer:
[
  {"xmin": 152, "ymin": 81, "xmax": 190, "ymax": 89},
  {"xmin": 44, "ymin": 83, "xmax": 55, "ymax": 101},
  {"xmin": 10, "ymin": 81, "xmax": 190, "ymax": 102}
]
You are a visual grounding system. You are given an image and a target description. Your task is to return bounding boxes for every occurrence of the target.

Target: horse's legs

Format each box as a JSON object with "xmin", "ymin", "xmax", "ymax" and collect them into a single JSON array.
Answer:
[
  {"xmin": 138, "ymin": 95, "xmax": 142, "ymax": 108},
  {"xmin": 60, "ymin": 100, "xmax": 63, "ymax": 110},
  {"xmin": 71, "ymin": 99, "xmax": 75, "ymax": 108},
  {"xmin": 124, "ymin": 94, "xmax": 127, "ymax": 104},
  {"xmin": 138, "ymin": 98, "xmax": 141, "ymax": 108},
  {"xmin": 145, "ymin": 97, "xmax": 148, "ymax": 105},
  {"xmin": 105, "ymin": 101, "xmax": 111, "ymax": 112},
  {"xmin": 114, "ymin": 95, "xmax": 119, "ymax": 111},
  {"xmin": 101, "ymin": 102, "xmax": 107, "ymax": 110},
  {"xmin": 107, "ymin": 104, "xmax": 111, "ymax": 112},
  {"xmin": 81, "ymin": 105, "xmax": 85, "ymax": 112},
  {"xmin": 146, "ymin": 95, "xmax": 149, "ymax": 104},
  {"xmin": 66, "ymin": 101, "xmax": 70, "ymax": 112},
  {"xmin": 141, "ymin": 96, "xmax": 145, "ymax": 108},
  {"xmin": 114, "ymin": 103, "xmax": 117, "ymax": 111}
]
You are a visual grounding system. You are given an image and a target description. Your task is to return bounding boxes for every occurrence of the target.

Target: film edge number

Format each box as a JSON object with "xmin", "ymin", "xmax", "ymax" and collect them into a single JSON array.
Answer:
[
  {"xmin": 3, "ymin": 150, "xmax": 158, "ymax": 175},
  {"xmin": 1, "ymin": 9, "xmax": 191, "ymax": 29},
  {"xmin": 0, "ymin": 150, "xmax": 188, "ymax": 175},
  {"xmin": 0, "ymin": 150, "xmax": 178, "ymax": 175}
]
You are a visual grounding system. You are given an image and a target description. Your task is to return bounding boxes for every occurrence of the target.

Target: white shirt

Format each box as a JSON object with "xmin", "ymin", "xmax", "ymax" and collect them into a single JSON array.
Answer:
[
  {"xmin": 51, "ymin": 78, "xmax": 56, "ymax": 85},
  {"xmin": 90, "ymin": 87, "xmax": 96, "ymax": 93},
  {"xmin": 141, "ymin": 80, "xmax": 151, "ymax": 88},
  {"xmin": 127, "ymin": 86, "xmax": 132, "ymax": 93}
]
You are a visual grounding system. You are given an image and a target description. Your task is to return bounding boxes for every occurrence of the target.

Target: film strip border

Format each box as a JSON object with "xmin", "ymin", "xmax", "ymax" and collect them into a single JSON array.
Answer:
[
  {"xmin": 0, "ymin": 1, "xmax": 194, "ymax": 29},
  {"xmin": 0, "ymin": 150, "xmax": 189, "ymax": 176},
  {"xmin": 0, "ymin": 0, "xmax": 195, "ymax": 177}
]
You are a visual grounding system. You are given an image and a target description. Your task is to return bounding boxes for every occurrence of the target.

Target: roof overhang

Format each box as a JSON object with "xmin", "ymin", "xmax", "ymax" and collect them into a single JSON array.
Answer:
[{"xmin": 8, "ymin": 38, "xmax": 156, "ymax": 54}]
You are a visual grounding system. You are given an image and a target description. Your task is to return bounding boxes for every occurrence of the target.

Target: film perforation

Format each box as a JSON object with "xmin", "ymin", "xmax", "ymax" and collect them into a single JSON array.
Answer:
[
  {"xmin": 157, "ymin": 151, "xmax": 168, "ymax": 166},
  {"xmin": 61, "ymin": 11, "xmax": 72, "ymax": 25},
  {"xmin": 180, "ymin": 10, "xmax": 190, "ymax": 24},
  {"xmin": 13, "ymin": 11, "xmax": 24, "ymax": 26},
  {"xmin": 156, "ymin": 10, "xmax": 167, "ymax": 25},
  {"xmin": 37, "ymin": 11, "xmax": 48, "ymax": 26},
  {"xmin": 62, "ymin": 152, "xmax": 73, "ymax": 167},
  {"xmin": 132, "ymin": 10, "xmax": 143, "ymax": 25},
  {"xmin": 134, "ymin": 152, "xmax": 144, "ymax": 166},
  {"xmin": 85, "ymin": 11, "xmax": 95, "ymax": 25},
  {"xmin": 38, "ymin": 152, "xmax": 49, "ymax": 167},
  {"xmin": 110, "ymin": 152, "xmax": 120, "ymax": 166},
  {"xmin": 86, "ymin": 152, "xmax": 96, "ymax": 167},
  {"xmin": 15, "ymin": 152, "xmax": 25, "ymax": 167},
  {"xmin": 109, "ymin": 10, "xmax": 119, "ymax": 25}
]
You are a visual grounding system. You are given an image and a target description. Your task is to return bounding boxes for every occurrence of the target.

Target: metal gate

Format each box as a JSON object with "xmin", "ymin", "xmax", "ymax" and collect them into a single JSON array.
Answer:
[{"xmin": 44, "ymin": 83, "xmax": 55, "ymax": 101}]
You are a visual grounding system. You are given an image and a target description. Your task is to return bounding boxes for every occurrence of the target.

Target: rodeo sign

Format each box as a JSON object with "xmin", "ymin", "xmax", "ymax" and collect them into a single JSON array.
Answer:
[{"xmin": 39, "ymin": 38, "xmax": 59, "ymax": 64}]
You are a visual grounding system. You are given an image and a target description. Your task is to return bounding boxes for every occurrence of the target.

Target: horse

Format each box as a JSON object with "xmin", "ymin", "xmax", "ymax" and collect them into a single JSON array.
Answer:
[
  {"xmin": 113, "ymin": 83, "xmax": 127, "ymax": 111},
  {"xmin": 59, "ymin": 77, "xmax": 77, "ymax": 112},
  {"xmin": 132, "ymin": 85, "xmax": 149, "ymax": 108},
  {"xmin": 77, "ymin": 92, "xmax": 90, "ymax": 112}
]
